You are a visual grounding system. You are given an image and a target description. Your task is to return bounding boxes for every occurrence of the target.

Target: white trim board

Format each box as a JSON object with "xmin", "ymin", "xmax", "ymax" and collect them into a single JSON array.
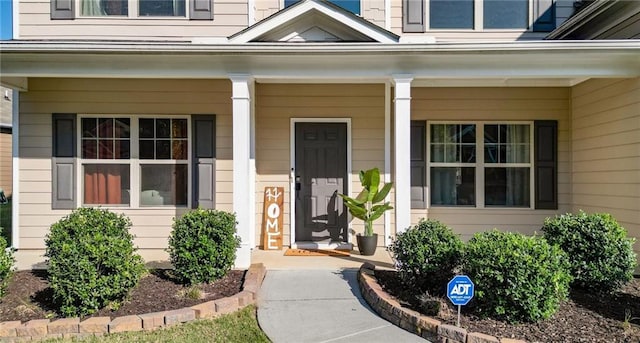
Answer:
[{"xmin": 289, "ymin": 118, "xmax": 352, "ymax": 248}]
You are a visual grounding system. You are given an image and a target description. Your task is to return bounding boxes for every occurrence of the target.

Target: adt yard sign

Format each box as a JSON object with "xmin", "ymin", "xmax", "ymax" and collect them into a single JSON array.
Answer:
[
  {"xmin": 447, "ymin": 275, "xmax": 474, "ymax": 306},
  {"xmin": 447, "ymin": 275, "xmax": 474, "ymax": 327}
]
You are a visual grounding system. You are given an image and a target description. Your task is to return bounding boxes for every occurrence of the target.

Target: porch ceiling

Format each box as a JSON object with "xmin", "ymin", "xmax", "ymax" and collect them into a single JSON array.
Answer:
[{"xmin": 1, "ymin": 40, "xmax": 640, "ymax": 87}]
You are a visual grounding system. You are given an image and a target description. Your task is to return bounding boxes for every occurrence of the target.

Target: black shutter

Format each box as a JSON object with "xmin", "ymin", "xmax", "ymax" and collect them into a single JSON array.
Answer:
[
  {"xmin": 52, "ymin": 114, "xmax": 76, "ymax": 209},
  {"xmin": 411, "ymin": 121, "xmax": 427, "ymax": 208},
  {"xmin": 190, "ymin": 0, "xmax": 213, "ymax": 20},
  {"xmin": 534, "ymin": 120, "xmax": 557, "ymax": 209},
  {"xmin": 533, "ymin": 0, "xmax": 556, "ymax": 32},
  {"xmin": 192, "ymin": 115, "xmax": 216, "ymax": 209},
  {"xmin": 403, "ymin": 0, "xmax": 425, "ymax": 32},
  {"xmin": 51, "ymin": 0, "xmax": 74, "ymax": 20}
]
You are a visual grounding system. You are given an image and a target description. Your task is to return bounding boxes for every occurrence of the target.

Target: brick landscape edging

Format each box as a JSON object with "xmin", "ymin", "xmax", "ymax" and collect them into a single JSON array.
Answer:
[
  {"xmin": 357, "ymin": 263, "xmax": 527, "ymax": 343},
  {"xmin": 0, "ymin": 263, "xmax": 267, "ymax": 341}
]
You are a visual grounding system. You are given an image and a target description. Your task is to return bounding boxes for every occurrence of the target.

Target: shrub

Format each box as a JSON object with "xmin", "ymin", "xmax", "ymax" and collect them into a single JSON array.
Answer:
[
  {"xmin": 463, "ymin": 230, "xmax": 572, "ymax": 323},
  {"xmin": 45, "ymin": 208, "xmax": 146, "ymax": 317},
  {"xmin": 168, "ymin": 209, "xmax": 240, "ymax": 285},
  {"xmin": 542, "ymin": 211, "xmax": 637, "ymax": 293},
  {"xmin": 0, "ymin": 236, "xmax": 15, "ymax": 298},
  {"xmin": 387, "ymin": 219, "xmax": 463, "ymax": 295}
]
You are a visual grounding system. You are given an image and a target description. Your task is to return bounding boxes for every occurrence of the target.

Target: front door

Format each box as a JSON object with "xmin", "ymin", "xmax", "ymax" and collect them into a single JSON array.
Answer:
[{"xmin": 294, "ymin": 122, "xmax": 348, "ymax": 244}]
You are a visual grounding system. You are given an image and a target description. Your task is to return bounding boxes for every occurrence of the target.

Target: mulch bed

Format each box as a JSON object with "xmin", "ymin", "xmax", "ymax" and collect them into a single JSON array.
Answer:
[
  {"xmin": 375, "ymin": 270, "xmax": 640, "ymax": 343},
  {"xmin": 0, "ymin": 269, "xmax": 245, "ymax": 322}
]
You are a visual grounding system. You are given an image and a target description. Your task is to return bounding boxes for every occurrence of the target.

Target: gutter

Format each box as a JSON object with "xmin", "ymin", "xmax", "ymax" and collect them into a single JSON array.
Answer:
[{"xmin": 2, "ymin": 40, "xmax": 640, "ymax": 54}]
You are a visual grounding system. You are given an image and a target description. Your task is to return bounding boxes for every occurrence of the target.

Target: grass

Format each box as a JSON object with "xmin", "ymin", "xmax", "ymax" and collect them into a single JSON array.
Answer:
[
  {"xmin": 44, "ymin": 305, "xmax": 270, "ymax": 343},
  {"xmin": 0, "ymin": 198, "xmax": 10, "ymax": 245}
]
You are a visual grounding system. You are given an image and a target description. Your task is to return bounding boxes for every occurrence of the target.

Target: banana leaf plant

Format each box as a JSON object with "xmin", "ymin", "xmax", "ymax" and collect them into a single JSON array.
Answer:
[{"xmin": 338, "ymin": 168, "xmax": 393, "ymax": 237}]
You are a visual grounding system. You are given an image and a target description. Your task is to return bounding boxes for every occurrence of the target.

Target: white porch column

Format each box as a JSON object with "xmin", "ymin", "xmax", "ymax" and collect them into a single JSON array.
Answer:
[
  {"xmin": 230, "ymin": 75, "xmax": 254, "ymax": 269},
  {"xmin": 393, "ymin": 75, "xmax": 413, "ymax": 234}
]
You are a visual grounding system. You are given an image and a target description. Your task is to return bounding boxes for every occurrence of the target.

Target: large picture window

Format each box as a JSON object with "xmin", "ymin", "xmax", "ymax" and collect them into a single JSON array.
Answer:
[
  {"xmin": 79, "ymin": 116, "xmax": 189, "ymax": 207},
  {"xmin": 428, "ymin": 122, "xmax": 532, "ymax": 208}
]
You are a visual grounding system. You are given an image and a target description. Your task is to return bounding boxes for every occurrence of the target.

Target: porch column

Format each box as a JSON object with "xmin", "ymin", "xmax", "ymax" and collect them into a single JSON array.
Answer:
[
  {"xmin": 231, "ymin": 75, "xmax": 254, "ymax": 269},
  {"xmin": 393, "ymin": 75, "xmax": 413, "ymax": 234}
]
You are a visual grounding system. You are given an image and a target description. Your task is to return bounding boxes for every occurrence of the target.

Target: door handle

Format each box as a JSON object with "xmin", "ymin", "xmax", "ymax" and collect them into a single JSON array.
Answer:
[{"xmin": 295, "ymin": 176, "xmax": 301, "ymax": 191}]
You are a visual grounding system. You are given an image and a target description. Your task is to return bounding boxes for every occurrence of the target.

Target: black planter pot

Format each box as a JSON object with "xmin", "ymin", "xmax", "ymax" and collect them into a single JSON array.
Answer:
[{"xmin": 356, "ymin": 233, "xmax": 378, "ymax": 256}]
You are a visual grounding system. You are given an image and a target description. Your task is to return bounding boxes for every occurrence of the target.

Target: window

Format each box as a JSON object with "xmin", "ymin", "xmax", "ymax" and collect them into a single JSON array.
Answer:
[
  {"xmin": 284, "ymin": 0, "xmax": 361, "ymax": 15},
  {"xmin": 428, "ymin": 122, "xmax": 532, "ymax": 208},
  {"xmin": 139, "ymin": 0, "xmax": 185, "ymax": 17},
  {"xmin": 78, "ymin": 0, "xmax": 188, "ymax": 17},
  {"xmin": 79, "ymin": 116, "xmax": 189, "ymax": 207},
  {"xmin": 483, "ymin": 0, "xmax": 528, "ymax": 29},
  {"xmin": 80, "ymin": 0, "xmax": 128, "ymax": 16},
  {"xmin": 430, "ymin": 0, "xmax": 474, "ymax": 29},
  {"xmin": 424, "ymin": 0, "xmax": 539, "ymax": 30},
  {"xmin": 138, "ymin": 118, "xmax": 188, "ymax": 206}
]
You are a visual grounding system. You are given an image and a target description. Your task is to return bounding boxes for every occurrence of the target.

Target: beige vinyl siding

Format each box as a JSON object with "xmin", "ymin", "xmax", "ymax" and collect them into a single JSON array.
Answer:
[
  {"xmin": 361, "ymin": 0, "xmax": 385, "ymax": 28},
  {"xmin": 18, "ymin": 78, "xmax": 232, "ymax": 252},
  {"xmin": 410, "ymin": 87, "xmax": 572, "ymax": 241},
  {"xmin": 254, "ymin": 0, "xmax": 280, "ymax": 22},
  {"xmin": 571, "ymin": 78, "xmax": 640, "ymax": 260},
  {"xmin": 18, "ymin": 0, "xmax": 247, "ymax": 40},
  {"xmin": 255, "ymin": 84, "xmax": 386, "ymax": 247}
]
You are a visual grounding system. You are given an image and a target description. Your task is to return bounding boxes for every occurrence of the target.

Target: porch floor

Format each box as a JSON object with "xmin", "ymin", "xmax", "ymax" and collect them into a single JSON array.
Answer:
[{"xmin": 251, "ymin": 248, "xmax": 395, "ymax": 270}]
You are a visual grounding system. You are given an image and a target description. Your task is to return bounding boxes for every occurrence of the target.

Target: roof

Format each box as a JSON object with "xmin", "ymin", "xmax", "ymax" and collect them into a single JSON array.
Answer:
[{"xmin": 547, "ymin": 0, "xmax": 640, "ymax": 39}]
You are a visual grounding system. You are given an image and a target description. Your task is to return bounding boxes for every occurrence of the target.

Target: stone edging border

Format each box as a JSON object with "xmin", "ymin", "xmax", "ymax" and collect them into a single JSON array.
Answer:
[
  {"xmin": 0, "ymin": 263, "xmax": 267, "ymax": 342},
  {"xmin": 357, "ymin": 262, "xmax": 527, "ymax": 343}
]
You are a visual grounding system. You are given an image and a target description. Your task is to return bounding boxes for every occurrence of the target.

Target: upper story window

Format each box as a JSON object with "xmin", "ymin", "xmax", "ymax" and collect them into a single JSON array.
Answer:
[
  {"xmin": 51, "ymin": 0, "xmax": 210, "ymax": 19},
  {"xmin": 284, "ymin": 0, "xmax": 361, "ymax": 15},
  {"xmin": 403, "ymin": 0, "xmax": 555, "ymax": 33},
  {"xmin": 80, "ymin": 0, "xmax": 185, "ymax": 17},
  {"xmin": 430, "ymin": 0, "xmax": 528, "ymax": 29}
]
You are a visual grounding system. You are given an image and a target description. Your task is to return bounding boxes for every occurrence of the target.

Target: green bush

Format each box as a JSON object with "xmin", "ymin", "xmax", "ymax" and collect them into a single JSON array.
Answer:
[
  {"xmin": 168, "ymin": 209, "xmax": 240, "ymax": 285},
  {"xmin": 463, "ymin": 230, "xmax": 572, "ymax": 323},
  {"xmin": 387, "ymin": 219, "xmax": 463, "ymax": 295},
  {"xmin": 45, "ymin": 208, "xmax": 146, "ymax": 317},
  {"xmin": 542, "ymin": 211, "xmax": 637, "ymax": 293},
  {"xmin": 0, "ymin": 236, "xmax": 15, "ymax": 298}
]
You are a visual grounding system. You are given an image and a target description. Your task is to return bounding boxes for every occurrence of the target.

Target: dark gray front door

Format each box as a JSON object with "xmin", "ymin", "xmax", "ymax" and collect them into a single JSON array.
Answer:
[{"xmin": 295, "ymin": 123, "xmax": 348, "ymax": 243}]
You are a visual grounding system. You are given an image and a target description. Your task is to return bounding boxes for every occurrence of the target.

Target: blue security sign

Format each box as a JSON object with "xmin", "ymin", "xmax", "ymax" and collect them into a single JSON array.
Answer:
[{"xmin": 447, "ymin": 275, "xmax": 474, "ymax": 306}]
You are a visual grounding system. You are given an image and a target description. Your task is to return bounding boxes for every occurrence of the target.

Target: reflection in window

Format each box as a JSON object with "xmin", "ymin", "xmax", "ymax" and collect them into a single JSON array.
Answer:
[
  {"xmin": 81, "ymin": 0, "xmax": 128, "ymax": 16},
  {"xmin": 430, "ymin": 0, "xmax": 474, "ymax": 29},
  {"xmin": 139, "ymin": 0, "xmax": 185, "ymax": 17},
  {"xmin": 140, "ymin": 165, "xmax": 188, "ymax": 206},
  {"xmin": 431, "ymin": 167, "xmax": 476, "ymax": 206}
]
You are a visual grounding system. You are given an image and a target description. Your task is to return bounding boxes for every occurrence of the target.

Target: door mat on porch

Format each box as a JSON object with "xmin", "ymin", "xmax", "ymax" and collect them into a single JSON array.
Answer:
[{"xmin": 284, "ymin": 249, "xmax": 351, "ymax": 257}]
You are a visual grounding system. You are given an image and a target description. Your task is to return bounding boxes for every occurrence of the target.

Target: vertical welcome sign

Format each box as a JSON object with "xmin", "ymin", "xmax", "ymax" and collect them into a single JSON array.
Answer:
[{"xmin": 262, "ymin": 187, "xmax": 284, "ymax": 250}]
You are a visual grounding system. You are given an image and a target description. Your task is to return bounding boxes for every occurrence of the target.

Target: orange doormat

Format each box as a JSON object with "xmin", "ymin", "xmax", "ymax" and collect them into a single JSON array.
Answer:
[{"xmin": 284, "ymin": 248, "xmax": 351, "ymax": 257}]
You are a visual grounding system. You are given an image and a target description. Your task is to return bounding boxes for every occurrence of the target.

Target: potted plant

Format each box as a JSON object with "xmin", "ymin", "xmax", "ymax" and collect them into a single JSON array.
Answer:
[{"xmin": 339, "ymin": 168, "xmax": 393, "ymax": 256}]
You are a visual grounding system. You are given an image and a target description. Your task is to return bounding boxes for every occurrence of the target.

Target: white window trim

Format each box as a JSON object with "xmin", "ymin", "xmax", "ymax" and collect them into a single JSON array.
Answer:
[
  {"xmin": 76, "ymin": 0, "xmax": 190, "ymax": 19},
  {"xmin": 76, "ymin": 114, "xmax": 192, "ymax": 209},
  {"xmin": 426, "ymin": 120, "xmax": 534, "ymax": 209},
  {"xmin": 425, "ymin": 0, "xmax": 536, "ymax": 32}
]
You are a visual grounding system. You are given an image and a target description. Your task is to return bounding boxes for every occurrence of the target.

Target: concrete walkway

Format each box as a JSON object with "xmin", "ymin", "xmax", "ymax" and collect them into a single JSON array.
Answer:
[{"xmin": 257, "ymin": 269, "xmax": 426, "ymax": 343}]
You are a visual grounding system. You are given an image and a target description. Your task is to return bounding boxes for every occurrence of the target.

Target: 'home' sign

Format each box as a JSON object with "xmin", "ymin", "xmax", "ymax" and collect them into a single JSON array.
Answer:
[{"xmin": 262, "ymin": 187, "xmax": 284, "ymax": 250}]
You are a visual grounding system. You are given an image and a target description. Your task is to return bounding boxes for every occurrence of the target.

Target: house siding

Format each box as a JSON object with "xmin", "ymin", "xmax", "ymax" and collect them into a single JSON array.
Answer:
[
  {"xmin": 255, "ymin": 83, "xmax": 386, "ymax": 247},
  {"xmin": 17, "ymin": 78, "xmax": 233, "ymax": 258},
  {"xmin": 254, "ymin": 0, "xmax": 280, "ymax": 22},
  {"xmin": 410, "ymin": 87, "xmax": 572, "ymax": 240},
  {"xmin": 18, "ymin": 0, "xmax": 248, "ymax": 40},
  {"xmin": 571, "ymin": 78, "xmax": 640, "ymax": 260}
]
